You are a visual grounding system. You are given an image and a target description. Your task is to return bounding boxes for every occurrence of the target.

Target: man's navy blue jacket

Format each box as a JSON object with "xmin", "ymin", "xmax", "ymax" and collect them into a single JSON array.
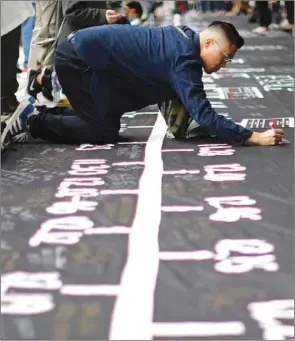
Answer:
[{"xmin": 73, "ymin": 24, "xmax": 253, "ymax": 143}]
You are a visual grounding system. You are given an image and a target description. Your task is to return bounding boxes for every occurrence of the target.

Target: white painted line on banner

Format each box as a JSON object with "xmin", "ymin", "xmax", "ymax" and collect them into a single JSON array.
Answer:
[{"xmin": 110, "ymin": 113, "xmax": 166, "ymax": 340}]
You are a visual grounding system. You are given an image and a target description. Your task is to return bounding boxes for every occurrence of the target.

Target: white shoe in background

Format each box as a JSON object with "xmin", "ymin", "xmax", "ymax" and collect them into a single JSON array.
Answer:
[
  {"xmin": 252, "ymin": 26, "xmax": 269, "ymax": 35},
  {"xmin": 269, "ymin": 23, "xmax": 280, "ymax": 31}
]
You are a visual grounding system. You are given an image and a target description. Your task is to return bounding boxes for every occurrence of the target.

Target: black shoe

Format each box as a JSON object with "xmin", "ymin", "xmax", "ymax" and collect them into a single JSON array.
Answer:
[
  {"xmin": 1, "ymin": 96, "xmax": 19, "ymax": 115},
  {"xmin": 41, "ymin": 87, "xmax": 53, "ymax": 101},
  {"xmin": 42, "ymin": 68, "xmax": 53, "ymax": 89},
  {"xmin": 41, "ymin": 67, "xmax": 53, "ymax": 101},
  {"xmin": 27, "ymin": 68, "xmax": 54, "ymax": 101},
  {"xmin": 27, "ymin": 69, "xmax": 42, "ymax": 99}
]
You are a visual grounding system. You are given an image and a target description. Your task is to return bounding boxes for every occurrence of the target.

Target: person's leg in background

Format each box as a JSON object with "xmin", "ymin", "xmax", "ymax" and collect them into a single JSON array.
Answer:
[
  {"xmin": 209, "ymin": 1, "xmax": 216, "ymax": 12},
  {"xmin": 200, "ymin": 0, "xmax": 210, "ymax": 13},
  {"xmin": 247, "ymin": 1, "xmax": 258, "ymax": 23},
  {"xmin": 211, "ymin": 1, "xmax": 226, "ymax": 13},
  {"xmin": 21, "ymin": 1, "xmax": 36, "ymax": 71},
  {"xmin": 285, "ymin": 0, "xmax": 294, "ymax": 26},
  {"xmin": 215, "ymin": 1, "xmax": 226, "ymax": 13},
  {"xmin": 28, "ymin": 0, "xmax": 57, "ymax": 70},
  {"xmin": 268, "ymin": 1, "xmax": 282, "ymax": 30},
  {"xmin": 1, "ymin": 25, "xmax": 21, "ymax": 115},
  {"xmin": 194, "ymin": 0, "xmax": 203, "ymax": 13},
  {"xmin": 27, "ymin": 0, "xmax": 42, "ymax": 70},
  {"xmin": 280, "ymin": 0, "xmax": 294, "ymax": 31},
  {"xmin": 147, "ymin": 0, "xmax": 154, "ymax": 20},
  {"xmin": 253, "ymin": 0, "xmax": 272, "ymax": 34},
  {"xmin": 27, "ymin": 0, "xmax": 57, "ymax": 101}
]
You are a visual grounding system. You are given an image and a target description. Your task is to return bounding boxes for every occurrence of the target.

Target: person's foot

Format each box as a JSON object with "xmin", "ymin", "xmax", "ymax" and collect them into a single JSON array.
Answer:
[
  {"xmin": 1, "ymin": 97, "xmax": 38, "ymax": 150},
  {"xmin": 41, "ymin": 88, "xmax": 53, "ymax": 101},
  {"xmin": 279, "ymin": 18, "xmax": 293, "ymax": 30},
  {"xmin": 280, "ymin": 20, "xmax": 294, "ymax": 32},
  {"xmin": 27, "ymin": 69, "xmax": 42, "ymax": 98},
  {"xmin": 41, "ymin": 67, "xmax": 54, "ymax": 101},
  {"xmin": 27, "ymin": 68, "xmax": 53, "ymax": 101},
  {"xmin": 269, "ymin": 23, "xmax": 280, "ymax": 31},
  {"xmin": 252, "ymin": 26, "xmax": 269, "ymax": 35}
]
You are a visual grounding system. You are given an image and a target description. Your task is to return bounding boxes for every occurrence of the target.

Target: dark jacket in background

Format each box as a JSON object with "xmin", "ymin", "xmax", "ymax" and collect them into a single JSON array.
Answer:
[
  {"xmin": 56, "ymin": 1, "xmax": 107, "ymax": 41},
  {"xmin": 56, "ymin": 0, "xmax": 128, "ymax": 43}
]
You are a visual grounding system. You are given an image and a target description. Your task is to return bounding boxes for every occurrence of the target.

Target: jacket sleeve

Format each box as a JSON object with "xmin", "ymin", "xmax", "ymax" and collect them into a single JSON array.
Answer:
[
  {"xmin": 62, "ymin": 1, "xmax": 108, "ymax": 31},
  {"xmin": 170, "ymin": 62, "xmax": 253, "ymax": 143}
]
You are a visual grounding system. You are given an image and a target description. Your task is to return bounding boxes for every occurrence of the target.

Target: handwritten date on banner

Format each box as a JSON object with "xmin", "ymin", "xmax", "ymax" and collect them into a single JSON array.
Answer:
[
  {"xmin": 254, "ymin": 75, "xmax": 294, "ymax": 92},
  {"xmin": 1, "ymin": 272, "xmax": 61, "ymax": 315},
  {"xmin": 160, "ymin": 239, "xmax": 279, "ymax": 274},
  {"xmin": 205, "ymin": 196, "xmax": 262, "ymax": 222}
]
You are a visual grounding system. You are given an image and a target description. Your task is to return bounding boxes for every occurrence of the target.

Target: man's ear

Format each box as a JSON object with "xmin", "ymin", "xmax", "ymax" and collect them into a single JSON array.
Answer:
[{"xmin": 205, "ymin": 38, "xmax": 214, "ymax": 49}]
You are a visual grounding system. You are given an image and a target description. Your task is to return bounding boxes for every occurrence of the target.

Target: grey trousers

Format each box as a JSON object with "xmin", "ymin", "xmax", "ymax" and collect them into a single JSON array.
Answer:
[{"xmin": 28, "ymin": 0, "xmax": 57, "ymax": 69}]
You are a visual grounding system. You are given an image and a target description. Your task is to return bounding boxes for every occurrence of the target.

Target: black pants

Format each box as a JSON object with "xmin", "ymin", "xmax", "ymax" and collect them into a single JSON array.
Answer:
[
  {"xmin": 210, "ymin": 1, "xmax": 226, "ymax": 11},
  {"xmin": 285, "ymin": 0, "xmax": 294, "ymax": 25},
  {"xmin": 30, "ymin": 38, "xmax": 121, "ymax": 144},
  {"xmin": 1, "ymin": 25, "xmax": 21, "ymax": 113},
  {"xmin": 256, "ymin": 1, "xmax": 272, "ymax": 28}
]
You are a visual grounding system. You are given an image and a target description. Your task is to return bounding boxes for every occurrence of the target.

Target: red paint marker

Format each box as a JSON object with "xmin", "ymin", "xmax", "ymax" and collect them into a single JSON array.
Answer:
[
  {"xmin": 269, "ymin": 119, "xmax": 277, "ymax": 129},
  {"xmin": 269, "ymin": 119, "xmax": 285, "ymax": 144},
  {"xmin": 269, "ymin": 120, "xmax": 289, "ymax": 144}
]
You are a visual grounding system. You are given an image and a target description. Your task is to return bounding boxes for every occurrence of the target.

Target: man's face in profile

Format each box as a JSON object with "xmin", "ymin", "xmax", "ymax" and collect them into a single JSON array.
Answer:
[{"xmin": 202, "ymin": 38, "xmax": 237, "ymax": 74}]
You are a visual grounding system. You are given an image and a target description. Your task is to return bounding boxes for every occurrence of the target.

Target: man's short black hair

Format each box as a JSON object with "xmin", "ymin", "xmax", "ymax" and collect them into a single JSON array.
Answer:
[
  {"xmin": 126, "ymin": 1, "xmax": 143, "ymax": 18},
  {"xmin": 208, "ymin": 21, "xmax": 244, "ymax": 49}
]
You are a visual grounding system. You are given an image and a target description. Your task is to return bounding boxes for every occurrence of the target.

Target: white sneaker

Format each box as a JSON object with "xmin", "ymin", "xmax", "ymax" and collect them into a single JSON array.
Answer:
[
  {"xmin": 269, "ymin": 23, "xmax": 280, "ymax": 31},
  {"xmin": 279, "ymin": 18, "xmax": 290, "ymax": 29},
  {"xmin": 252, "ymin": 27, "xmax": 269, "ymax": 35}
]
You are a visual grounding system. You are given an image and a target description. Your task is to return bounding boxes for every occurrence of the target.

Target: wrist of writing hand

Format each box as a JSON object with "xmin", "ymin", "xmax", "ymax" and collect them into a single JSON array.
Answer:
[{"xmin": 245, "ymin": 131, "xmax": 258, "ymax": 145}]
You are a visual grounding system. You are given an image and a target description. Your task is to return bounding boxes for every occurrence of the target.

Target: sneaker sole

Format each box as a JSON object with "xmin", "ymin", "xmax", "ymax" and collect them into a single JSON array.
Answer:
[{"xmin": 1, "ymin": 101, "xmax": 28, "ymax": 150}]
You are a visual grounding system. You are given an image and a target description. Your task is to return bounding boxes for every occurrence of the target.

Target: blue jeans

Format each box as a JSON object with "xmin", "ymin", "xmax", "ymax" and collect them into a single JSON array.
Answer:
[
  {"xmin": 21, "ymin": 1, "xmax": 36, "ymax": 68},
  {"xmin": 200, "ymin": 0, "xmax": 211, "ymax": 12},
  {"xmin": 194, "ymin": 1, "xmax": 202, "ymax": 11},
  {"xmin": 200, "ymin": 1, "xmax": 225, "ymax": 12}
]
